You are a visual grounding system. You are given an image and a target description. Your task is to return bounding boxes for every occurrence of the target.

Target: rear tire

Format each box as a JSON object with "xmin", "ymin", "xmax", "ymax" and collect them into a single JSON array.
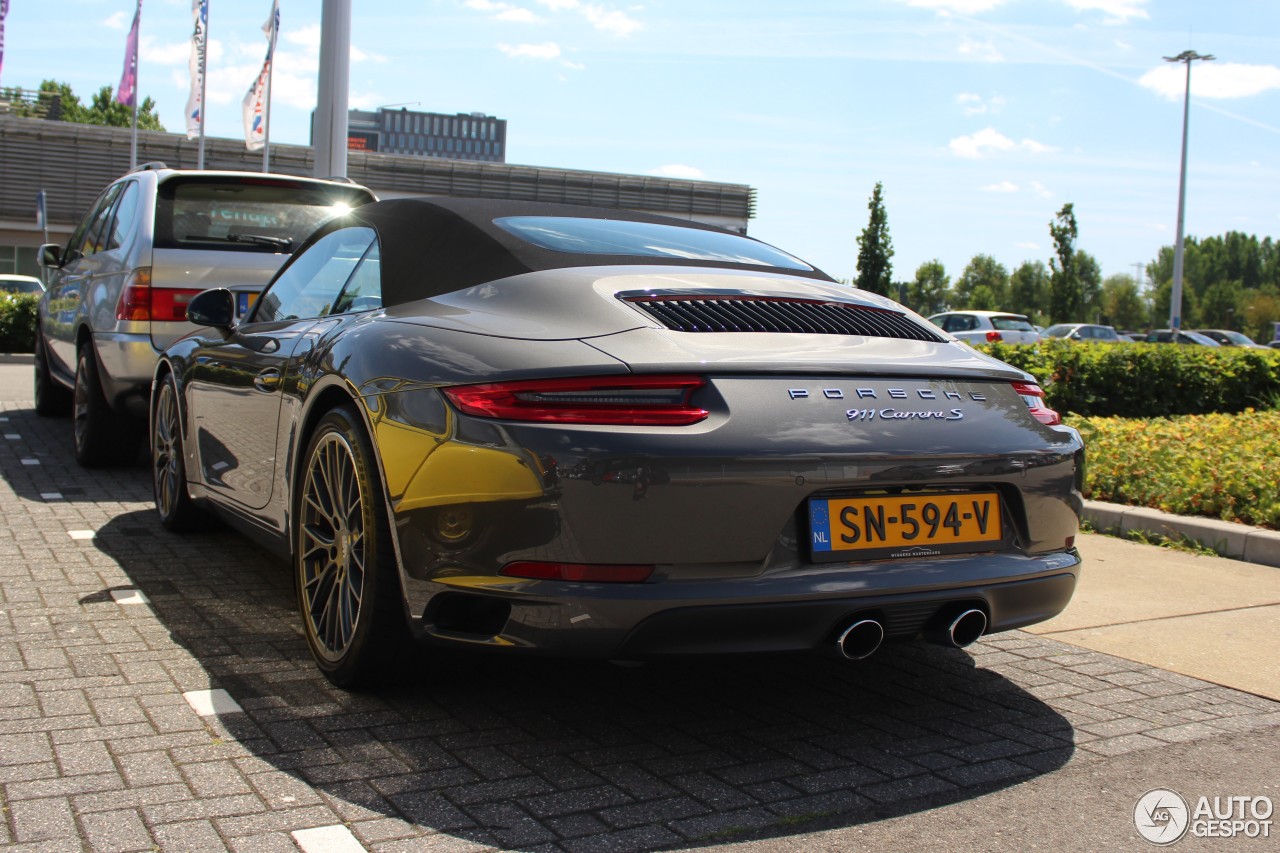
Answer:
[
  {"xmin": 34, "ymin": 338, "xmax": 71, "ymax": 417},
  {"xmin": 295, "ymin": 405, "xmax": 409, "ymax": 688},
  {"xmin": 152, "ymin": 372, "xmax": 203, "ymax": 532},
  {"xmin": 73, "ymin": 344, "xmax": 140, "ymax": 467}
]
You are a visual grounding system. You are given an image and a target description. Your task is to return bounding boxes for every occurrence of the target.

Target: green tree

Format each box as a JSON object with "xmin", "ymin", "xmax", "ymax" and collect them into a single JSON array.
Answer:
[
  {"xmin": 1242, "ymin": 287, "xmax": 1280, "ymax": 343},
  {"xmin": 1008, "ymin": 260, "xmax": 1050, "ymax": 322},
  {"xmin": 1076, "ymin": 250, "xmax": 1102, "ymax": 322},
  {"xmin": 1199, "ymin": 279, "xmax": 1244, "ymax": 329},
  {"xmin": 909, "ymin": 259, "xmax": 950, "ymax": 316},
  {"xmin": 5, "ymin": 79, "xmax": 164, "ymax": 131},
  {"xmin": 1048, "ymin": 203, "xmax": 1082, "ymax": 322},
  {"xmin": 1100, "ymin": 274, "xmax": 1147, "ymax": 330},
  {"xmin": 953, "ymin": 254, "xmax": 1008, "ymax": 310},
  {"xmin": 855, "ymin": 182, "xmax": 894, "ymax": 297}
]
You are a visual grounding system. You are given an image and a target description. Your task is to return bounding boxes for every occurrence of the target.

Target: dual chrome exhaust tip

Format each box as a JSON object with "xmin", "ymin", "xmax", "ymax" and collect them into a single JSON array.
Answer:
[{"xmin": 834, "ymin": 607, "xmax": 987, "ymax": 661}]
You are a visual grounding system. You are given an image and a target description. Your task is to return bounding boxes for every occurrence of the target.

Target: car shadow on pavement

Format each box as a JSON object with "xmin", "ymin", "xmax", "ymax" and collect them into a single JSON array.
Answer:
[{"xmin": 79, "ymin": 507, "xmax": 1077, "ymax": 850}]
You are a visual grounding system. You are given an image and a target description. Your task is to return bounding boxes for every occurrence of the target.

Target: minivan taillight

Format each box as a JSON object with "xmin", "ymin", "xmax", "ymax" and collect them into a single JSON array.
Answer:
[
  {"xmin": 442, "ymin": 375, "xmax": 708, "ymax": 425},
  {"xmin": 115, "ymin": 267, "xmax": 204, "ymax": 322},
  {"xmin": 1011, "ymin": 381, "xmax": 1061, "ymax": 426}
]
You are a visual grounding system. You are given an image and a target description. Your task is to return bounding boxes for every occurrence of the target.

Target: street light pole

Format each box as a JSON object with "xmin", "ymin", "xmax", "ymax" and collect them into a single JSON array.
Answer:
[{"xmin": 1164, "ymin": 49, "xmax": 1213, "ymax": 331}]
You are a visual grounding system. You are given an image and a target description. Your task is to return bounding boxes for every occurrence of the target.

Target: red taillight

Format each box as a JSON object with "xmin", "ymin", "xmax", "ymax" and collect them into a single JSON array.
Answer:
[
  {"xmin": 443, "ymin": 375, "xmax": 709, "ymax": 425},
  {"xmin": 115, "ymin": 268, "xmax": 153, "ymax": 321},
  {"xmin": 115, "ymin": 268, "xmax": 204, "ymax": 322},
  {"xmin": 1011, "ymin": 381, "xmax": 1061, "ymax": 426},
  {"xmin": 985, "ymin": 330, "xmax": 1003, "ymax": 342},
  {"xmin": 500, "ymin": 562, "xmax": 655, "ymax": 583}
]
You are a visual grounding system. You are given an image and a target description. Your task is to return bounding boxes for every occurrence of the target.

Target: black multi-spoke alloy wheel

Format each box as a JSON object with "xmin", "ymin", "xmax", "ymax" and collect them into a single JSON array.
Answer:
[
  {"xmin": 151, "ymin": 372, "xmax": 202, "ymax": 531},
  {"xmin": 73, "ymin": 344, "xmax": 139, "ymax": 467},
  {"xmin": 33, "ymin": 338, "xmax": 71, "ymax": 417},
  {"xmin": 296, "ymin": 405, "xmax": 408, "ymax": 688}
]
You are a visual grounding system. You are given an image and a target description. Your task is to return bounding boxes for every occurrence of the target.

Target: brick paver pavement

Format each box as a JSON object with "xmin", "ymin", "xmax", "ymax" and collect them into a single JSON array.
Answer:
[{"xmin": 2, "ymin": 399, "xmax": 1278, "ymax": 852}]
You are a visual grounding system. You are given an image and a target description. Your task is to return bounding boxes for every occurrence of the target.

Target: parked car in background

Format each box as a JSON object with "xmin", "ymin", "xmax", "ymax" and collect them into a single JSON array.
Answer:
[
  {"xmin": 926, "ymin": 310, "xmax": 1041, "ymax": 344},
  {"xmin": 153, "ymin": 198, "xmax": 1084, "ymax": 686},
  {"xmin": 35, "ymin": 164, "xmax": 376, "ymax": 466},
  {"xmin": 1193, "ymin": 329, "xmax": 1269, "ymax": 349},
  {"xmin": 0, "ymin": 273, "xmax": 45, "ymax": 294},
  {"xmin": 1042, "ymin": 323, "xmax": 1126, "ymax": 343},
  {"xmin": 1143, "ymin": 329, "xmax": 1221, "ymax": 346}
]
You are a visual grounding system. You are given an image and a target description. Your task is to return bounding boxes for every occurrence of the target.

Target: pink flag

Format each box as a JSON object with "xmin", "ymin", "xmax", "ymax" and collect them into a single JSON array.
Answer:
[
  {"xmin": 117, "ymin": 1, "xmax": 142, "ymax": 107},
  {"xmin": 0, "ymin": 0, "xmax": 11, "ymax": 88}
]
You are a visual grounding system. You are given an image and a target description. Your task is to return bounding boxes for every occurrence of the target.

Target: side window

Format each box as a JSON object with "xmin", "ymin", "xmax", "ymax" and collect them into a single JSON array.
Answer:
[
  {"xmin": 65, "ymin": 185, "xmax": 120, "ymax": 262},
  {"xmin": 79, "ymin": 183, "xmax": 124, "ymax": 258},
  {"xmin": 331, "ymin": 241, "xmax": 382, "ymax": 314},
  {"xmin": 105, "ymin": 182, "xmax": 141, "ymax": 252},
  {"xmin": 252, "ymin": 227, "xmax": 376, "ymax": 323}
]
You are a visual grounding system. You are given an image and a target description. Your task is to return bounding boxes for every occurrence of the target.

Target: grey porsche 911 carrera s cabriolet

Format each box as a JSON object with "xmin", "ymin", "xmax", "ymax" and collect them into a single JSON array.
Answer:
[{"xmin": 151, "ymin": 197, "xmax": 1084, "ymax": 687}]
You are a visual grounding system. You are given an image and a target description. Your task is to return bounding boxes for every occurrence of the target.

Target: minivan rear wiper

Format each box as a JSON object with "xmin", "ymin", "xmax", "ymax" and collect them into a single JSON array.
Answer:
[{"xmin": 223, "ymin": 233, "xmax": 294, "ymax": 251}]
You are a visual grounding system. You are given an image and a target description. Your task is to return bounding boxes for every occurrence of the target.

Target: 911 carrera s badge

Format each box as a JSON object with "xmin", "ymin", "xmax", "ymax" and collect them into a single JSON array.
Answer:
[{"xmin": 847, "ymin": 408, "xmax": 965, "ymax": 421}]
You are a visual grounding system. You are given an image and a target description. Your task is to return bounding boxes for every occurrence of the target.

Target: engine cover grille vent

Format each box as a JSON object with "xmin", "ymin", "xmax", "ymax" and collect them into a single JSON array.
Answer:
[{"xmin": 624, "ymin": 295, "xmax": 946, "ymax": 342}]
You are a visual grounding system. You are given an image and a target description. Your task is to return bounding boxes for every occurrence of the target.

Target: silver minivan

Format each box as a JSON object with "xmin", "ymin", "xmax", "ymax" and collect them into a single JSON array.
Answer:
[{"xmin": 35, "ymin": 164, "xmax": 376, "ymax": 466}]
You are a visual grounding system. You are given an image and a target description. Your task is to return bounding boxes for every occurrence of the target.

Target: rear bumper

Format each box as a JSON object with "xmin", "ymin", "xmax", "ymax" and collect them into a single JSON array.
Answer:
[{"xmin": 407, "ymin": 549, "xmax": 1080, "ymax": 658}]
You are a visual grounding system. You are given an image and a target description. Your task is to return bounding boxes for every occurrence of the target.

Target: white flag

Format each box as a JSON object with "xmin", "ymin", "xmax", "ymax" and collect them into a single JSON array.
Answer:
[
  {"xmin": 185, "ymin": 0, "xmax": 208, "ymax": 139},
  {"xmin": 242, "ymin": 0, "xmax": 279, "ymax": 151}
]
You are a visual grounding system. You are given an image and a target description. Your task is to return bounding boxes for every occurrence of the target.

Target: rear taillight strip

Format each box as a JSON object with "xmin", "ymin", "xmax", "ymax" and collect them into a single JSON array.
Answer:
[
  {"xmin": 1011, "ymin": 381, "xmax": 1061, "ymax": 426},
  {"xmin": 443, "ymin": 375, "xmax": 709, "ymax": 426}
]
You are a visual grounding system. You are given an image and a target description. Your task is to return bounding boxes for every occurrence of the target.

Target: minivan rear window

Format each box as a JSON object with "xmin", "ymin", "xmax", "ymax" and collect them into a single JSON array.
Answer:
[{"xmin": 155, "ymin": 177, "xmax": 373, "ymax": 252}]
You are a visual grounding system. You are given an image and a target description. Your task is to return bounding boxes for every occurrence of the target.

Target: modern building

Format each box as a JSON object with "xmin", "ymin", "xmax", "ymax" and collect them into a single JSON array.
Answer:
[
  {"xmin": 0, "ymin": 115, "xmax": 756, "ymax": 277},
  {"xmin": 325, "ymin": 107, "xmax": 508, "ymax": 163}
]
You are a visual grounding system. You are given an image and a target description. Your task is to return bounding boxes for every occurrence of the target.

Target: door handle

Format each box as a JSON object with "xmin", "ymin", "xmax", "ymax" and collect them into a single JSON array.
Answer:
[{"xmin": 254, "ymin": 368, "xmax": 282, "ymax": 392}]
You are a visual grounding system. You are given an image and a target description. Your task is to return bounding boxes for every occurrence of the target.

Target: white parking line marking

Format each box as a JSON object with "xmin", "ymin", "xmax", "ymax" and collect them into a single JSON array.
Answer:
[
  {"xmin": 291, "ymin": 825, "xmax": 368, "ymax": 853},
  {"xmin": 68, "ymin": 530, "xmax": 96, "ymax": 540},
  {"xmin": 21, "ymin": 458, "xmax": 39, "ymax": 466},
  {"xmin": 183, "ymin": 689, "xmax": 244, "ymax": 717},
  {"xmin": 41, "ymin": 492, "xmax": 63, "ymax": 501},
  {"xmin": 110, "ymin": 589, "xmax": 150, "ymax": 605},
  {"xmin": 4, "ymin": 433, "xmax": 19, "ymax": 440}
]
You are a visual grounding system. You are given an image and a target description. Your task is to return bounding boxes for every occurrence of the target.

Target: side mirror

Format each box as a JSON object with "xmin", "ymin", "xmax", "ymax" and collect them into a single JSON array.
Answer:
[
  {"xmin": 38, "ymin": 243, "xmax": 63, "ymax": 269},
  {"xmin": 186, "ymin": 288, "xmax": 235, "ymax": 329}
]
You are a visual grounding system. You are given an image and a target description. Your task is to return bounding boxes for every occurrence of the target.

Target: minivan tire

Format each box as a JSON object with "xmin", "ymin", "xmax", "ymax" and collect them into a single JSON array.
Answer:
[{"xmin": 73, "ymin": 344, "xmax": 140, "ymax": 467}]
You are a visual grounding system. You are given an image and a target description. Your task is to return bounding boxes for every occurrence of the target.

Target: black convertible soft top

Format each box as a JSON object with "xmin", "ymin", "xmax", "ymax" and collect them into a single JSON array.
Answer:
[{"xmin": 318, "ymin": 197, "xmax": 834, "ymax": 307}]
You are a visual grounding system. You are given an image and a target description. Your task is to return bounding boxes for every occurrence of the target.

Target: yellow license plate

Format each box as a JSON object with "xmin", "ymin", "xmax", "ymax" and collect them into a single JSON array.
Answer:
[{"xmin": 809, "ymin": 492, "xmax": 1002, "ymax": 561}]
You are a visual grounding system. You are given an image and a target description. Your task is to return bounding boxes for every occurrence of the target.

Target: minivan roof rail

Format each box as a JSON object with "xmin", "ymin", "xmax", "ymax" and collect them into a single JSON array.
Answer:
[{"xmin": 128, "ymin": 161, "xmax": 168, "ymax": 173}]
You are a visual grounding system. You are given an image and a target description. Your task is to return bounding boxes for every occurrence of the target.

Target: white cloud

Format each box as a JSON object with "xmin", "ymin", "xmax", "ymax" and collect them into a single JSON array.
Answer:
[
  {"xmin": 350, "ymin": 46, "xmax": 390, "ymax": 65},
  {"xmin": 581, "ymin": 4, "xmax": 643, "ymax": 37},
  {"xmin": 103, "ymin": 11, "xmax": 128, "ymax": 30},
  {"xmin": 1029, "ymin": 181, "xmax": 1053, "ymax": 198},
  {"xmin": 958, "ymin": 36, "xmax": 1003, "ymax": 63},
  {"xmin": 498, "ymin": 42, "xmax": 563, "ymax": 60},
  {"xmin": 982, "ymin": 180, "xmax": 1019, "ymax": 193},
  {"xmin": 1139, "ymin": 62, "xmax": 1280, "ymax": 100},
  {"xmin": 530, "ymin": 0, "xmax": 642, "ymax": 36},
  {"xmin": 1064, "ymin": 0, "xmax": 1149, "ymax": 25},
  {"xmin": 465, "ymin": 0, "xmax": 544, "ymax": 24},
  {"xmin": 1017, "ymin": 242, "xmax": 1040, "ymax": 251},
  {"xmin": 949, "ymin": 128, "xmax": 1057, "ymax": 159},
  {"xmin": 900, "ymin": 0, "xmax": 1009, "ymax": 13},
  {"xmin": 286, "ymin": 25, "xmax": 321, "ymax": 50},
  {"xmin": 142, "ymin": 37, "xmax": 195, "ymax": 67},
  {"xmin": 650, "ymin": 164, "xmax": 706, "ymax": 180},
  {"xmin": 956, "ymin": 92, "xmax": 1006, "ymax": 116}
]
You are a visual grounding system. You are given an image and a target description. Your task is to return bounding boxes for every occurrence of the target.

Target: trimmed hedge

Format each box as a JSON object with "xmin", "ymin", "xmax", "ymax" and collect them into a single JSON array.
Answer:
[
  {"xmin": 981, "ymin": 339, "xmax": 1280, "ymax": 418},
  {"xmin": 0, "ymin": 293, "xmax": 39, "ymax": 353},
  {"xmin": 1069, "ymin": 409, "xmax": 1280, "ymax": 530}
]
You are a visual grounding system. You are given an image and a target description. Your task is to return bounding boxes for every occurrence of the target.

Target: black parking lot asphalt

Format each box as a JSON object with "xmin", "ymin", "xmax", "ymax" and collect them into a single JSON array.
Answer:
[{"xmin": 2, "ymin": 391, "xmax": 1279, "ymax": 853}]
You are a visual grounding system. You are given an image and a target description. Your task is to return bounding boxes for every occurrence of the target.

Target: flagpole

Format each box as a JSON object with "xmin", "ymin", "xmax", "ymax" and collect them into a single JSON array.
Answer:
[
  {"xmin": 197, "ymin": 4, "xmax": 208, "ymax": 169},
  {"xmin": 263, "ymin": 21, "xmax": 275, "ymax": 172}
]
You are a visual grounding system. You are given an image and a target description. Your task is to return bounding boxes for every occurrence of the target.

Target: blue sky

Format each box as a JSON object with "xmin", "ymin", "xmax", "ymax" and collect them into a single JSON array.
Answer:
[{"xmin": 3, "ymin": 0, "xmax": 1279, "ymax": 287}]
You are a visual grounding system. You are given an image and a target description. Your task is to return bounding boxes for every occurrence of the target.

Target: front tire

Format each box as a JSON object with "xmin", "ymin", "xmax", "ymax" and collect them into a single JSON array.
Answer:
[
  {"xmin": 295, "ymin": 405, "xmax": 409, "ymax": 688},
  {"xmin": 152, "ymin": 372, "xmax": 202, "ymax": 532}
]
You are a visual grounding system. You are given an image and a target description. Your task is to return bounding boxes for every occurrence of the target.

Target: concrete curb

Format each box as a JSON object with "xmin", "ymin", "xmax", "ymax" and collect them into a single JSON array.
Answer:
[
  {"xmin": 0, "ymin": 352, "xmax": 34, "ymax": 365},
  {"xmin": 1083, "ymin": 499, "xmax": 1280, "ymax": 568}
]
